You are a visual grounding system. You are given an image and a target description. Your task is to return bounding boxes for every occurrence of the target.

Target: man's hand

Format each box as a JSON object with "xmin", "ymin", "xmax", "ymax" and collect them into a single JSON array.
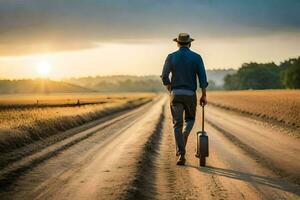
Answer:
[
  {"xmin": 200, "ymin": 88, "xmax": 207, "ymax": 106},
  {"xmin": 165, "ymin": 84, "xmax": 172, "ymax": 92},
  {"xmin": 200, "ymin": 95, "xmax": 207, "ymax": 106}
]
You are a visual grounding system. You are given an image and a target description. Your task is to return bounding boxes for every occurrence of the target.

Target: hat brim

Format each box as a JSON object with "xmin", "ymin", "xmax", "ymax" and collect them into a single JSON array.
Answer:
[{"xmin": 173, "ymin": 38, "xmax": 194, "ymax": 43}]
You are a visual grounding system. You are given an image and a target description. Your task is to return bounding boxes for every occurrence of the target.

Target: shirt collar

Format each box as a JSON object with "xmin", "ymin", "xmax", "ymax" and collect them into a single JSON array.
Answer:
[{"xmin": 179, "ymin": 47, "xmax": 190, "ymax": 51}]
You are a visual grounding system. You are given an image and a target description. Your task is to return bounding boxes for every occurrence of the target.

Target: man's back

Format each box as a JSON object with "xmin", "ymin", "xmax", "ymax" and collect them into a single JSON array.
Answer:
[{"xmin": 162, "ymin": 47, "xmax": 208, "ymax": 92}]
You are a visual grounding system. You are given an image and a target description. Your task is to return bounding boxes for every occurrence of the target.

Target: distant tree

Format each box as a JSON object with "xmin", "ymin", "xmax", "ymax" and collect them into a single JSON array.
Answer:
[
  {"xmin": 224, "ymin": 73, "xmax": 239, "ymax": 90},
  {"xmin": 224, "ymin": 62, "xmax": 283, "ymax": 90},
  {"xmin": 280, "ymin": 57, "xmax": 300, "ymax": 89}
]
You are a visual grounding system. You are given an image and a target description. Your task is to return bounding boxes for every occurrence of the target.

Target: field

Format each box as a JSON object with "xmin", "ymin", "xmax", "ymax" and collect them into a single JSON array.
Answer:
[
  {"xmin": 0, "ymin": 93, "xmax": 155, "ymax": 153},
  {"xmin": 208, "ymin": 90, "xmax": 300, "ymax": 128}
]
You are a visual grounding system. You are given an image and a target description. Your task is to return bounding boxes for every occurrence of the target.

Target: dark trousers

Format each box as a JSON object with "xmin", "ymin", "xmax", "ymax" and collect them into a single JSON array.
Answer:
[{"xmin": 170, "ymin": 94, "xmax": 197, "ymax": 156}]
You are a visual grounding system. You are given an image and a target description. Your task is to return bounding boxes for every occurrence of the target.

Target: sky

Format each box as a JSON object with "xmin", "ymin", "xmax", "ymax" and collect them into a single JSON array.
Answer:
[{"xmin": 0, "ymin": 0, "xmax": 300, "ymax": 79}]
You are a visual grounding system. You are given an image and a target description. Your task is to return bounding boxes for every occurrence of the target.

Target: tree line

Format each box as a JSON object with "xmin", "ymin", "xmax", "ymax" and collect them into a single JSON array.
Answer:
[{"xmin": 224, "ymin": 57, "xmax": 300, "ymax": 90}]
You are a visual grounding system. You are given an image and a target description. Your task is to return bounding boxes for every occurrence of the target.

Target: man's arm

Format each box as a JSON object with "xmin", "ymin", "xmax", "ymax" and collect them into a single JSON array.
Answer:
[
  {"xmin": 197, "ymin": 56, "xmax": 208, "ymax": 106},
  {"xmin": 161, "ymin": 54, "xmax": 172, "ymax": 92}
]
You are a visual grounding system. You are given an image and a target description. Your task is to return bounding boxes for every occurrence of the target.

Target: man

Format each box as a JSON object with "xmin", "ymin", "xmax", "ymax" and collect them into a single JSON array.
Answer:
[{"xmin": 161, "ymin": 33, "xmax": 208, "ymax": 165}]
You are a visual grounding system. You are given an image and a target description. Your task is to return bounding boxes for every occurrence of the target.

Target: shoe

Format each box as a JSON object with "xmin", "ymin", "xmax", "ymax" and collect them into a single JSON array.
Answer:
[{"xmin": 176, "ymin": 155, "xmax": 186, "ymax": 165}]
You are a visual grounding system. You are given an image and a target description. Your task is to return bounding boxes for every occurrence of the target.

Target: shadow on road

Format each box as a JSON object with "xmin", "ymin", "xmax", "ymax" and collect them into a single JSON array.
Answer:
[{"xmin": 185, "ymin": 164, "xmax": 300, "ymax": 196}]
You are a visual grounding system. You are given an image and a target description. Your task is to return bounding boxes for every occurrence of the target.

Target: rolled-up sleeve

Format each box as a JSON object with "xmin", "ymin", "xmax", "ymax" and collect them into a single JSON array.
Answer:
[
  {"xmin": 197, "ymin": 56, "xmax": 208, "ymax": 88},
  {"xmin": 161, "ymin": 54, "xmax": 172, "ymax": 85}
]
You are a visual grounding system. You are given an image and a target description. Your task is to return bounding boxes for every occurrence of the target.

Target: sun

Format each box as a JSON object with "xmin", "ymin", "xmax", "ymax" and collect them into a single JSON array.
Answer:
[{"xmin": 37, "ymin": 62, "xmax": 51, "ymax": 77}]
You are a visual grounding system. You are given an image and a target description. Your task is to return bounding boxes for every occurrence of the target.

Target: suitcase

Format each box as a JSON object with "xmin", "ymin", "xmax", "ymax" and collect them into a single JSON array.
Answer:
[{"xmin": 196, "ymin": 105, "xmax": 209, "ymax": 166}]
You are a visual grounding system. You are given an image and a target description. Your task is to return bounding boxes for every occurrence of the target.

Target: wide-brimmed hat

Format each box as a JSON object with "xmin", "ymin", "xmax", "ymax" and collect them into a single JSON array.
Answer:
[{"xmin": 173, "ymin": 33, "xmax": 194, "ymax": 43}]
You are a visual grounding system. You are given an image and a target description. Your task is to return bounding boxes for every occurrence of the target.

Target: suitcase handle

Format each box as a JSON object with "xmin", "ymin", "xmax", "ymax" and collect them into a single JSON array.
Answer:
[{"xmin": 202, "ymin": 105, "xmax": 205, "ymax": 132}]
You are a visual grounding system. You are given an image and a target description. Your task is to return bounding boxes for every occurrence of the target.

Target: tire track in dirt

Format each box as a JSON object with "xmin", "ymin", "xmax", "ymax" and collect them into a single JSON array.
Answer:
[
  {"xmin": 206, "ymin": 119, "xmax": 285, "ymax": 180},
  {"xmin": 124, "ymin": 106, "xmax": 165, "ymax": 199},
  {"xmin": 205, "ymin": 105, "xmax": 300, "ymax": 185}
]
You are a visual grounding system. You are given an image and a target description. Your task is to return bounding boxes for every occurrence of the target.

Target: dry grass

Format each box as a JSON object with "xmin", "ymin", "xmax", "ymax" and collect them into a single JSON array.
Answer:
[
  {"xmin": 0, "ymin": 93, "xmax": 155, "ymax": 153},
  {"xmin": 0, "ymin": 93, "xmax": 153, "ymax": 105},
  {"xmin": 208, "ymin": 90, "xmax": 300, "ymax": 128}
]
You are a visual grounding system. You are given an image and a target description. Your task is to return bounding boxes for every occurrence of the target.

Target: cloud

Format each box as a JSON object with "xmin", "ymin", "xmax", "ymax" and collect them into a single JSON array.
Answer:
[{"xmin": 0, "ymin": 0, "xmax": 299, "ymax": 56}]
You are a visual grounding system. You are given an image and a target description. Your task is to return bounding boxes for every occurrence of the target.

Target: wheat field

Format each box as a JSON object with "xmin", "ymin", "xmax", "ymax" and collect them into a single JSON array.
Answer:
[
  {"xmin": 208, "ymin": 90, "xmax": 300, "ymax": 128},
  {"xmin": 0, "ymin": 93, "xmax": 155, "ymax": 153}
]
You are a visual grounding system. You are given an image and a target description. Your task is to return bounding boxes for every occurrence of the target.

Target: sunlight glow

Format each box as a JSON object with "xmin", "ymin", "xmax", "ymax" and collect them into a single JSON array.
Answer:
[{"xmin": 37, "ymin": 62, "xmax": 51, "ymax": 77}]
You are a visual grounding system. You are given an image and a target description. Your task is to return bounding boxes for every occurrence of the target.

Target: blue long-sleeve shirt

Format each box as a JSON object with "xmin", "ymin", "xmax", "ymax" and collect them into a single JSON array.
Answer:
[{"xmin": 161, "ymin": 47, "xmax": 208, "ymax": 93}]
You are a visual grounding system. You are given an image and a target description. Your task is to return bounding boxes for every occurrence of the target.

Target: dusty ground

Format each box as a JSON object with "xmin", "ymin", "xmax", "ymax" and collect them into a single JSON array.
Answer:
[{"xmin": 0, "ymin": 94, "xmax": 299, "ymax": 200}]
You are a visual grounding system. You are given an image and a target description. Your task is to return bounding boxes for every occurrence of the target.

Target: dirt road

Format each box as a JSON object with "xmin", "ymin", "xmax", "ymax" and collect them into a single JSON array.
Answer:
[{"xmin": 1, "ymin": 95, "xmax": 299, "ymax": 200}]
